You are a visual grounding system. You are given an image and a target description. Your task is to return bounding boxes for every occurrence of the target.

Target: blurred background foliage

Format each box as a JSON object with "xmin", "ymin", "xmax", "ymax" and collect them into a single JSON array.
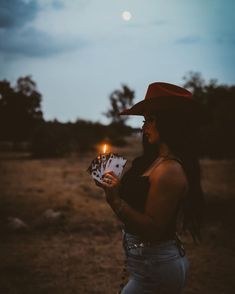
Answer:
[{"xmin": 0, "ymin": 73, "xmax": 234, "ymax": 158}]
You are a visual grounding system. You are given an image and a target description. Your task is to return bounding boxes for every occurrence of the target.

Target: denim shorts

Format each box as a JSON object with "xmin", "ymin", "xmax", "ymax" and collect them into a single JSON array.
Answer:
[{"xmin": 121, "ymin": 232, "xmax": 189, "ymax": 294}]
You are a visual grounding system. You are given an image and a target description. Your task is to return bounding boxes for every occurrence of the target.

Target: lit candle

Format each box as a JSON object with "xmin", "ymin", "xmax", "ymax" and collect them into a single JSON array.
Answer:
[{"xmin": 103, "ymin": 144, "xmax": 107, "ymax": 154}]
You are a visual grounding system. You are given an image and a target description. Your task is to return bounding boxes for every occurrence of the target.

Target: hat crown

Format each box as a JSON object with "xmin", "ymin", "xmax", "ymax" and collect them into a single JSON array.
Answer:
[
  {"xmin": 145, "ymin": 82, "xmax": 192, "ymax": 100},
  {"xmin": 119, "ymin": 81, "xmax": 202, "ymax": 119}
]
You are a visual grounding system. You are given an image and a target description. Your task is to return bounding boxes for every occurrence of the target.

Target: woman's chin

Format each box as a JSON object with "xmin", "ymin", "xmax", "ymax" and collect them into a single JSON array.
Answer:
[
  {"xmin": 147, "ymin": 137, "xmax": 154, "ymax": 144},
  {"xmin": 148, "ymin": 137, "xmax": 159, "ymax": 145}
]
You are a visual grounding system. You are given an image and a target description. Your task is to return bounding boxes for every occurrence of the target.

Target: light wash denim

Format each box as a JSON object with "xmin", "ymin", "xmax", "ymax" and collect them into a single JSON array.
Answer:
[{"xmin": 121, "ymin": 232, "xmax": 189, "ymax": 294}]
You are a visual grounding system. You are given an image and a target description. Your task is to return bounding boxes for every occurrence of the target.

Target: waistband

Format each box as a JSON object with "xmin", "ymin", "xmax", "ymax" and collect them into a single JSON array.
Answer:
[
  {"xmin": 123, "ymin": 231, "xmax": 176, "ymax": 248},
  {"xmin": 122, "ymin": 230, "xmax": 185, "ymax": 256}
]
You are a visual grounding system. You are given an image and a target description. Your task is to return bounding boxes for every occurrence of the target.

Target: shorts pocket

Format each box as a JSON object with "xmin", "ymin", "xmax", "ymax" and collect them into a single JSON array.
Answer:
[
  {"xmin": 126, "ymin": 255, "xmax": 147, "ymax": 279},
  {"xmin": 143, "ymin": 246, "xmax": 180, "ymax": 264}
]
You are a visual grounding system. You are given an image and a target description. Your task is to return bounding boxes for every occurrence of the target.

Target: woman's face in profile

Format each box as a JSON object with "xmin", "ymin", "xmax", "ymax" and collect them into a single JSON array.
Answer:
[{"xmin": 142, "ymin": 115, "xmax": 160, "ymax": 144}]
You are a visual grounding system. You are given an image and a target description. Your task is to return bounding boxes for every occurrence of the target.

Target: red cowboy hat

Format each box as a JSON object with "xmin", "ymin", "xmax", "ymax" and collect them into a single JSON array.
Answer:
[{"xmin": 119, "ymin": 82, "xmax": 202, "ymax": 118}]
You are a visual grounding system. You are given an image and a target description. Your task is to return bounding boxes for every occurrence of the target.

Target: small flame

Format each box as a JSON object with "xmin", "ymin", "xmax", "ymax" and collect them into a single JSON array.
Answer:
[{"xmin": 103, "ymin": 144, "xmax": 107, "ymax": 154}]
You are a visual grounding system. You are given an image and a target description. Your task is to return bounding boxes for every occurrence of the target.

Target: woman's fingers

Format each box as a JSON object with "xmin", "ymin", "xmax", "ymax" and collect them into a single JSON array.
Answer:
[
  {"xmin": 103, "ymin": 172, "xmax": 118, "ymax": 181},
  {"xmin": 107, "ymin": 171, "xmax": 119, "ymax": 180},
  {"xmin": 94, "ymin": 172, "xmax": 119, "ymax": 191},
  {"xmin": 103, "ymin": 174, "xmax": 118, "ymax": 185},
  {"xmin": 94, "ymin": 180, "xmax": 105, "ymax": 188},
  {"xmin": 102, "ymin": 173, "xmax": 119, "ymax": 188},
  {"xmin": 102, "ymin": 176, "xmax": 115, "ymax": 185}
]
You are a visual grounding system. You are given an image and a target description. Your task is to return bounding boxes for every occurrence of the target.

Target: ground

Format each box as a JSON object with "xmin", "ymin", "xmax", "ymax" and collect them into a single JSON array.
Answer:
[{"xmin": 0, "ymin": 137, "xmax": 235, "ymax": 293}]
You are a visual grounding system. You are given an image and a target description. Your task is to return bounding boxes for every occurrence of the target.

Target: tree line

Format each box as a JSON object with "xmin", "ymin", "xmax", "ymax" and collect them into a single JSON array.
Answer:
[
  {"xmin": 182, "ymin": 72, "xmax": 235, "ymax": 158},
  {"xmin": 0, "ymin": 76, "xmax": 133, "ymax": 157},
  {"xmin": 0, "ymin": 73, "xmax": 234, "ymax": 158}
]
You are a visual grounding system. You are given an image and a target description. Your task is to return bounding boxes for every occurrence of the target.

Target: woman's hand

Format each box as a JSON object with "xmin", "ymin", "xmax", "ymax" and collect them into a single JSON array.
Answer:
[{"xmin": 96, "ymin": 171, "xmax": 120, "ymax": 204}]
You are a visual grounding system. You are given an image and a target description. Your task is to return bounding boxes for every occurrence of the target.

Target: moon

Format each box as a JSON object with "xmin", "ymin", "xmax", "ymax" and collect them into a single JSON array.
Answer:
[{"xmin": 122, "ymin": 11, "xmax": 132, "ymax": 21}]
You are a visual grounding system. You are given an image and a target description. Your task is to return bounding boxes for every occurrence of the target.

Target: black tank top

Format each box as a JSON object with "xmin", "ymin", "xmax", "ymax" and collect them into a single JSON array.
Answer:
[
  {"xmin": 118, "ymin": 156, "xmax": 185, "ymax": 238},
  {"xmin": 119, "ymin": 155, "xmax": 184, "ymax": 213}
]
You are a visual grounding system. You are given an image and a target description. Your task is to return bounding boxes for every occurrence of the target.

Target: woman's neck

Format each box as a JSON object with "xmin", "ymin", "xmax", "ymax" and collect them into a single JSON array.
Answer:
[{"xmin": 158, "ymin": 142, "xmax": 174, "ymax": 158}]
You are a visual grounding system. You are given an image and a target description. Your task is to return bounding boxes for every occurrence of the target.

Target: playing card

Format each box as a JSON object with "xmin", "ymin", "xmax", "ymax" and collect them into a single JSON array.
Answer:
[
  {"xmin": 87, "ymin": 158, "xmax": 101, "ymax": 180},
  {"xmin": 91, "ymin": 170, "xmax": 102, "ymax": 183},
  {"xmin": 87, "ymin": 152, "xmax": 127, "ymax": 183},
  {"xmin": 104, "ymin": 154, "xmax": 127, "ymax": 178},
  {"xmin": 100, "ymin": 153, "xmax": 110, "ymax": 175}
]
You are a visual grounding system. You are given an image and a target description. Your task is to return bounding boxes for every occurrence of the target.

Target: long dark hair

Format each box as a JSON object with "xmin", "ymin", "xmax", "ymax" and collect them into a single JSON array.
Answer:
[{"xmin": 125, "ymin": 110, "xmax": 204, "ymax": 243}]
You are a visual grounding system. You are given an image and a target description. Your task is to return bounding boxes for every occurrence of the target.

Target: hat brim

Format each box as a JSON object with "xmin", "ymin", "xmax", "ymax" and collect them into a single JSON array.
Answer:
[
  {"xmin": 119, "ymin": 96, "xmax": 200, "ymax": 116},
  {"xmin": 119, "ymin": 100, "xmax": 146, "ymax": 116},
  {"xmin": 119, "ymin": 96, "xmax": 208, "ymax": 124}
]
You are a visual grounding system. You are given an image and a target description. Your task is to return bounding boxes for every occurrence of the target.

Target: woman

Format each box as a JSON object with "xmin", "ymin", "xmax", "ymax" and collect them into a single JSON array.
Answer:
[{"xmin": 99, "ymin": 82, "xmax": 204, "ymax": 294}]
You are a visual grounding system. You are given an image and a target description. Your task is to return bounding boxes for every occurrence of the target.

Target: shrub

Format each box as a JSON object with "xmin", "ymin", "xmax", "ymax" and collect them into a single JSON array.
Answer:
[{"xmin": 31, "ymin": 122, "xmax": 72, "ymax": 158}]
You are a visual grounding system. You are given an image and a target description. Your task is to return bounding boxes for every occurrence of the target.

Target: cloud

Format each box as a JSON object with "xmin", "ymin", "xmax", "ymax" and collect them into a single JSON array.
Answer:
[
  {"xmin": 51, "ymin": 0, "xmax": 64, "ymax": 10},
  {"xmin": 0, "ymin": 0, "xmax": 87, "ymax": 57},
  {"xmin": 175, "ymin": 36, "xmax": 202, "ymax": 44},
  {"xmin": 0, "ymin": 27, "xmax": 87, "ymax": 57},
  {"xmin": 0, "ymin": 0, "xmax": 39, "ymax": 29},
  {"xmin": 36, "ymin": 0, "xmax": 65, "ymax": 10}
]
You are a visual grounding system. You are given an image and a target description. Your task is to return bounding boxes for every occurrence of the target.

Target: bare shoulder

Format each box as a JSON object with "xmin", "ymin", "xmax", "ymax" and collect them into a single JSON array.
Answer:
[
  {"xmin": 150, "ymin": 158, "xmax": 185, "ymax": 177},
  {"xmin": 149, "ymin": 159, "xmax": 188, "ymax": 195}
]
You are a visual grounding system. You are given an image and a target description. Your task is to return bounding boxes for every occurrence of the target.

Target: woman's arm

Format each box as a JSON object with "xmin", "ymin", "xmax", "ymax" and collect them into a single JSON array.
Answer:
[{"xmin": 102, "ymin": 161, "xmax": 188, "ymax": 239}]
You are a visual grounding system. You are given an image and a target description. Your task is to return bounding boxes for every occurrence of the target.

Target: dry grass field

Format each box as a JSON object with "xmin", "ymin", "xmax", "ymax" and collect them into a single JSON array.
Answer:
[{"xmin": 0, "ymin": 136, "xmax": 235, "ymax": 294}]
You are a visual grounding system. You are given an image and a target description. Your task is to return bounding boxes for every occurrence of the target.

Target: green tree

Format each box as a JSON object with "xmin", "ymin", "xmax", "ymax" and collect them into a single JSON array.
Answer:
[
  {"xmin": 104, "ymin": 84, "xmax": 135, "ymax": 124},
  {"xmin": 0, "ymin": 76, "xmax": 43, "ymax": 141},
  {"xmin": 182, "ymin": 72, "xmax": 235, "ymax": 158}
]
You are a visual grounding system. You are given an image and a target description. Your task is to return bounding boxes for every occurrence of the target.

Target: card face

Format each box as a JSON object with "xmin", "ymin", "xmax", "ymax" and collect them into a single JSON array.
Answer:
[
  {"xmin": 104, "ymin": 156, "xmax": 127, "ymax": 178},
  {"xmin": 91, "ymin": 170, "xmax": 102, "ymax": 183},
  {"xmin": 87, "ymin": 152, "xmax": 127, "ymax": 182}
]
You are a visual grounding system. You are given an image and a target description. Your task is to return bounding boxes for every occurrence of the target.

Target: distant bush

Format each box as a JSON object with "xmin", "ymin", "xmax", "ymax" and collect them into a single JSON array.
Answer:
[
  {"xmin": 30, "ymin": 120, "xmax": 134, "ymax": 157},
  {"xmin": 0, "ymin": 141, "xmax": 14, "ymax": 152},
  {"xmin": 104, "ymin": 122, "xmax": 132, "ymax": 148},
  {"xmin": 109, "ymin": 137, "xmax": 127, "ymax": 147},
  {"xmin": 199, "ymin": 123, "xmax": 235, "ymax": 159},
  {"xmin": 106, "ymin": 122, "xmax": 133, "ymax": 137},
  {"xmin": 31, "ymin": 122, "xmax": 72, "ymax": 158},
  {"xmin": 183, "ymin": 72, "xmax": 235, "ymax": 159},
  {"xmin": 71, "ymin": 120, "xmax": 134, "ymax": 152},
  {"xmin": 71, "ymin": 120, "xmax": 107, "ymax": 152}
]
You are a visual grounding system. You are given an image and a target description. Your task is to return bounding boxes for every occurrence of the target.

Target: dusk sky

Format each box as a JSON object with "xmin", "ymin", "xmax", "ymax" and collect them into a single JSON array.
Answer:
[{"xmin": 0, "ymin": 0, "xmax": 234, "ymax": 127}]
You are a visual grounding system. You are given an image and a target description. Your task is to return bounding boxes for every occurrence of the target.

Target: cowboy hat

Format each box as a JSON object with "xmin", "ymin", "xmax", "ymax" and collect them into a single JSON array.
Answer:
[{"xmin": 119, "ymin": 82, "xmax": 202, "ymax": 117}]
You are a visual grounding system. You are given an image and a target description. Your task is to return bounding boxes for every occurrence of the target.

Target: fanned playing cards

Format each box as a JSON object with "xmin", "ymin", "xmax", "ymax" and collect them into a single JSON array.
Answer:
[{"xmin": 87, "ymin": 153, "xmax": 127, "ymax": 183}]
